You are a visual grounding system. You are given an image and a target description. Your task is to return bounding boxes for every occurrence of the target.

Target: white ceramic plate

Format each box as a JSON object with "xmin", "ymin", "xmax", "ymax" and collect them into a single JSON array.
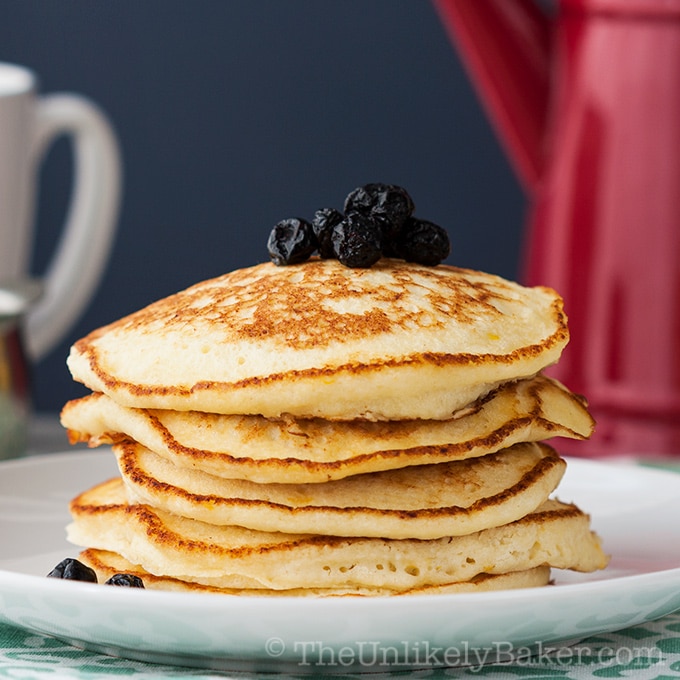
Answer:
[{"xmin": 1, "ymin": 451, "xmax": 680, "ymax": 674}]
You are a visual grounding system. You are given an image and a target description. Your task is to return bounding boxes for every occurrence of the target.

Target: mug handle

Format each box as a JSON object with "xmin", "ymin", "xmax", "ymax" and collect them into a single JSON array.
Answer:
[{"xmin": 26, "ymin": 93, "xmax": 122, "ymax": 361}]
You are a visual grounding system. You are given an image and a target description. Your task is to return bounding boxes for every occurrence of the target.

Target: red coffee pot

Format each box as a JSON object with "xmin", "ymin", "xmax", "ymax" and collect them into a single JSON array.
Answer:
[{"xmin": 434, "ymin": 0, "xmax": 680, "ymax": 457}]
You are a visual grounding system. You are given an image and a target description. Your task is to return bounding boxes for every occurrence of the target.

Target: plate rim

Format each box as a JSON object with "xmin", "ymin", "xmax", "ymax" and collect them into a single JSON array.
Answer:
[{"xmin": 2, "ymin": 449, "xmax": 680, "ymax": 597}]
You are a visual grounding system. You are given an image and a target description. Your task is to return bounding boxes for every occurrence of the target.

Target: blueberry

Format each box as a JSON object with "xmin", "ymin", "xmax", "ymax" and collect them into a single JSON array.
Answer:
[
  {"xmin": 331, "ymin": 212, "xmax": 383, "ymax": 268},
  {"xmin": 311, "ymin": 208, "xmax": 344, "ymax": 259},
  {"xmin": 105, "ymin": 573, "xmax": 145, "ymax": 588},
  {"xmin": 47, "ymin": 558, "xmax": 98, "ymax": 583},
  {"xmin": 344, "ymin": 183, "xmax": 415, "ymax": 240},
  {"xmin": 267, "ymin": 217, "xmax": 317, "ymax": 266},
  {"xmin": 393, "ymin": 218, "xmax": 451, "ymax": 266}
]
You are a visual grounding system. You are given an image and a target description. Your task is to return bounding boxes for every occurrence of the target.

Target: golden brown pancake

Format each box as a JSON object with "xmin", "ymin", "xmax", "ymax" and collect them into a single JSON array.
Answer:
[
  {"xmin": 61, "ymin": 374, "xmax": 592, "ymax": 483},
  {"xmin": 80, "ymin": 549, "xmax": 553, "ymax": 596},
  {"xmin": 114, "ymin": 440, "xmax": 566, "ymax": 539},
  {"xmin": 66, "ymin": 259, "xmax": 569, "ymax": 421},
  {"xmin": 67, "ymin": 479, "xmax": 608, "ymax": 591}
]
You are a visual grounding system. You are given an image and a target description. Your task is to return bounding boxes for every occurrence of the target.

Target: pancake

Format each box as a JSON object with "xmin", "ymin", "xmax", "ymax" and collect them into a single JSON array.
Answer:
[
  {"xmin": 67, "ymin": 479, "xmax": 608, "ymax": 591},
  {"xmin": 80, "ymin": 549, "xmax": 552, "ymax": 596},
  {"xmin": 114, "ymin": 441, "xmax": 566, "ymax": 539},
  {"xmin": 61, "ymin": 374, "xmax": 592, "ymax": 483},
  {"xmin": 66, "ymin": 259, "xmax": 568, "ymax": 421}
]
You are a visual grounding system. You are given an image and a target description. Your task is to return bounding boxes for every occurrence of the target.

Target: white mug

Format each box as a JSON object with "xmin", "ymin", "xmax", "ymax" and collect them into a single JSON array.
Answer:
[{"xmin": 0, "ymin": 61, "xmax": 121, "ymax": 360}]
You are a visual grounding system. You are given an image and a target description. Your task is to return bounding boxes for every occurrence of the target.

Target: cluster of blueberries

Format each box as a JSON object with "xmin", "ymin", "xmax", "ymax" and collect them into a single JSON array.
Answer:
[
  {"xmin": 48, "ymin": 557, "xmax": 145, "ymax": 588},
  {"xmin": 267, "ymin": 183, "xmax": 451, "ymax": 268}
]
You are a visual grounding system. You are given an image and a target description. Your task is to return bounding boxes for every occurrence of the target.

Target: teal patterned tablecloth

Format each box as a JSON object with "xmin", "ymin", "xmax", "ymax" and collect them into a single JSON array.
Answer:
[{"xmin": 3, "ymin": 612, "xmax": 680, "ymax": 679}]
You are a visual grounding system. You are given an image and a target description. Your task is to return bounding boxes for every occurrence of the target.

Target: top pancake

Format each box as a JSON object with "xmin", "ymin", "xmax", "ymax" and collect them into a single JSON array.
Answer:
[{"xmin": 67, "ymin": 259, "xmax": 569, "ymax": 420}]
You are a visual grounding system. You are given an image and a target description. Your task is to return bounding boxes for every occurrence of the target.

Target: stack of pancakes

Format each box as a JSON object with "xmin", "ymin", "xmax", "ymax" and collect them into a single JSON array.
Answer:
[{"xmin": 60, "ymin": 259, "xmax": 608, "ymax": 596}]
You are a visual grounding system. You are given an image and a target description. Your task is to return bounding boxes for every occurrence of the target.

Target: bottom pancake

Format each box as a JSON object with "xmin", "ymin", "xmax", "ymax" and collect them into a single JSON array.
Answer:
[
  {"xmin": 80, "ymin": 548, "xmax": 553, "ymax": 596},
  {"xmin": 68, "ymin": 478, "xmax": 608, "ymax": 592}
]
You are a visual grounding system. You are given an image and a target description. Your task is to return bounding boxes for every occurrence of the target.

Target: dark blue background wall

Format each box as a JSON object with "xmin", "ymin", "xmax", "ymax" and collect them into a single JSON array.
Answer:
[{"xmin": 1, "ymin": 1, "xmax": 524, "ymax": 413}]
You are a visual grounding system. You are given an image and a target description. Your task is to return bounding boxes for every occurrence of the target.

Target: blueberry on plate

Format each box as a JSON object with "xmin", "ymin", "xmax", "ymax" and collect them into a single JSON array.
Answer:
[
  {"xmin": 47, "ymin": 558, "xmax": 98, "ymax": 583},
  {"xmin": 105, "ymin": 573, "xmax": 145, "ymax": 588}
]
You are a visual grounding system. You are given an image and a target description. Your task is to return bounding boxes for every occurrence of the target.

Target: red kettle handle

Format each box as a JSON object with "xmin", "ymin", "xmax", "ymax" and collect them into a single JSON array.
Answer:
[{"xmin": 433, "ymin": 0, "xmax": 552, "ymax": 193}]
